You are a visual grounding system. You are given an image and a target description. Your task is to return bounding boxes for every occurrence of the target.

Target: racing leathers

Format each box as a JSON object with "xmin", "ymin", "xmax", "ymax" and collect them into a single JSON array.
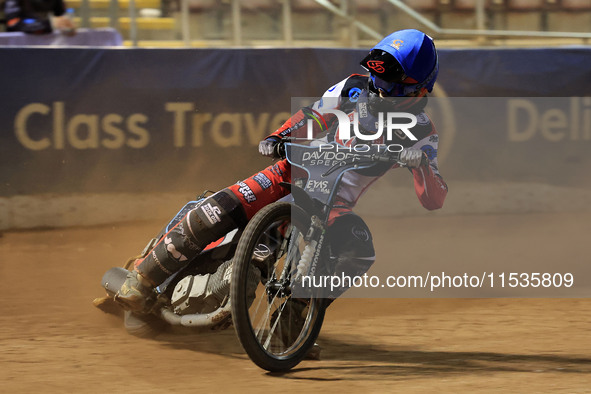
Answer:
[
  {"xmin": 116, "ymin": 74, "xmax": 448, "ymax": 311},
  {"xmin": 234, "ymin": 73, "xmax": 448, "ymax": 220}
]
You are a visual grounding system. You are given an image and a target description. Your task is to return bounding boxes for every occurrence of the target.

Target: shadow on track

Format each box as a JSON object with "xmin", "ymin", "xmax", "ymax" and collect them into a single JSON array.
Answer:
[
  {"xmin": 149, "ymin": 328, "xmax": 591, "ymax": 380},
  {"xmin": 270, "ymin": 336, "xmax": 591, "ymax": 380}
]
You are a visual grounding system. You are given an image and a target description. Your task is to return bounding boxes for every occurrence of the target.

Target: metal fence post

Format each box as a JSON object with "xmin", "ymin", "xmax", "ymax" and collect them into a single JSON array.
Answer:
[
  {"xmin": 81, "ymin": 0, "xmax": 91, "ymax": 28},
  {"xmin": 181, "ymin": 0, "xmax": 190, "ymax": 47},
  {"xmin": 476, "ymin": 0, "xmax": 486, "ymax": 32},
  {"xmin": 281, "ymin": 0, "xmax": 293, "ymax": 46},
  {"xmin": 129, "ymin": 0, "xmax": 138, "ymax": 46},
  {"xmin": 231, "ymin": 0, "xmax": 242, "ymax": 46},
  {"xmin": 108, "ymin": 0, "xmax": 119, "ymax": 30}
]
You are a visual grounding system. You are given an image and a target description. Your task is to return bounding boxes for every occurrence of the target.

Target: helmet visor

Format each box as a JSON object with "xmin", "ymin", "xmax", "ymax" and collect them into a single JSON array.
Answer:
[
  {"xmin": 370, "ymin": 74, "xmax": 419, "ymax": 97},
  {"xmin": 360, "ymin": 49, "xmax": 407, "ymax": 83},
  {"xmin": 370, "ymin": 74, "xmax": 396, "ymax": 93}
]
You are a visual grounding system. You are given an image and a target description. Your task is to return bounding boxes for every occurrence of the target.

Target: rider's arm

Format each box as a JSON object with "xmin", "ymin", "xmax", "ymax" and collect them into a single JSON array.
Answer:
[
  {"xmin": 409, "ymin": 131, "xmax": 448, "ymax": 211},
  {"xmin": 412, "ymin": 160, "xmax": 447, "ymax": 211},
  {"xmin": 265, "ymin": 74, "xmax": 366, "ymax": 140},
  {"xmin": 267, "ymin": 106, "xmax": 332, "ymax": 140}
]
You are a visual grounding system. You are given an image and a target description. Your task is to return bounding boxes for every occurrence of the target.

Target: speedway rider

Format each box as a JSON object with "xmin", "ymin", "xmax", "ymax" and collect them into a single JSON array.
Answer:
[{"xmin": 116, "ymin": 29, "xmax": 448, "ymax": 312}]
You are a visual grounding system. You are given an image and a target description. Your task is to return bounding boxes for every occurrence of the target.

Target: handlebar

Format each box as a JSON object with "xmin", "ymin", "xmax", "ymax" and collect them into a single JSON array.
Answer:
[
  {"xmin": 273, "ymin": 139, "xmax": 287, "ymax": 158},
  {"xmin": 276, "ymin": 137, "xmax": 403, "ymax": 165},
  {"xmin": 371, "ymin": 151, "xmax": 401, "ymax": 164}
]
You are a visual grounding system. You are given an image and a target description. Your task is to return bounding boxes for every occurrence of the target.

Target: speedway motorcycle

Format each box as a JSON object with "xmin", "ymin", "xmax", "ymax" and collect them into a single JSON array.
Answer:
[{"xmin": 95, "ymin": 138, "xmax": 403, "ymax": 372}]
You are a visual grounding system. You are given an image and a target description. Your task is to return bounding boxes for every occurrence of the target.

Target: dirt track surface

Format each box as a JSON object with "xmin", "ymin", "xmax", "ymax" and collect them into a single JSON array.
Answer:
[{"xmin": 1, "ymin": 213, "xmax": 591, "ymax": 393}]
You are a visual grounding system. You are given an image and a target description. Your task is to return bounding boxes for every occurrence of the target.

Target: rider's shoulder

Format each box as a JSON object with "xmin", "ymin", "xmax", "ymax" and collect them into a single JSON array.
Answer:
[
  {"xmin": 411, "ymin": 112, "xmax": 438, "ymax": 141},
  {"xmin": 322, "ymin": 74, "xmax": 367, "ymax": 99},
  {"xmin": 415, "ymin": 112, "xmax": 432, "ymax": 127},
  {"xmin": 340, "ymin": 74, "xmax": 368, "ymax": 99}
]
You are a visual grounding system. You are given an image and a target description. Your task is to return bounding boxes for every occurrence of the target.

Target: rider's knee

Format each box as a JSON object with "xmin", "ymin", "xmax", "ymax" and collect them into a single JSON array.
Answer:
[
  {"xmin": 329, "ymin": 213, "xmax": 376, "ymax": 264},
  {"xmin": 185, "ymin": 189, "xmax": 248, "ymax": 247}
]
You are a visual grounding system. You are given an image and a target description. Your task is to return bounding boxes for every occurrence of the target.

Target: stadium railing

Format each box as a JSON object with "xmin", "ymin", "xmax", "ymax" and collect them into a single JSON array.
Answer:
[{"xmin": 63, "ymin": 0, "xmax": 591, "ymax": 47}]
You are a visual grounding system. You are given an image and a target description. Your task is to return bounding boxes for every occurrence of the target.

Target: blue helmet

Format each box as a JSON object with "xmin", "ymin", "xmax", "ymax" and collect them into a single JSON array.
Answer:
[{"xmin": 360, "ymin": 29, "xmax": 438, "ymax": 97}]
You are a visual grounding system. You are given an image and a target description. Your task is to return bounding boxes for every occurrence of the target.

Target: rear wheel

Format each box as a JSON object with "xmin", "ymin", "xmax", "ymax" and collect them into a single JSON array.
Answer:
[{"xmin": 231, "ymin": 202, "xmax": 326, "ymax": 372}]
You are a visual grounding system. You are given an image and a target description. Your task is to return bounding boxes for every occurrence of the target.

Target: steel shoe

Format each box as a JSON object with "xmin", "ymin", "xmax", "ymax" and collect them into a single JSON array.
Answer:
[{"xmin": 115, "ymin": 271, "xmax": 153, "ymax": 312}]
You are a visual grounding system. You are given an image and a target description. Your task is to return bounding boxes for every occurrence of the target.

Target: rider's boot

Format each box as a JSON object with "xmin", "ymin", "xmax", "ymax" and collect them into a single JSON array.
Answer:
[
  {"xmin": 115, "ymin": 190, "xmax": 248, "ymax": 312},
  {"xmin": 115, "ymin": 270, "xmax": 154, "ymax": 312}
]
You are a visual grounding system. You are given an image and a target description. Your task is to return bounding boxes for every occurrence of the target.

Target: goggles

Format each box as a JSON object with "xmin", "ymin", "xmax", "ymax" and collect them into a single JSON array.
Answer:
[{"xmin": 370, "ymin": 74, "xmax": 419, "ymax": 96}]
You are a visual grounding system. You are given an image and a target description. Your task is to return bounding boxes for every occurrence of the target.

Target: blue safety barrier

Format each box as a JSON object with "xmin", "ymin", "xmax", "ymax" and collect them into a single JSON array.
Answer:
[{"xmin": 1, "ymin": 47, "xmax": 590, "ymax": 196}]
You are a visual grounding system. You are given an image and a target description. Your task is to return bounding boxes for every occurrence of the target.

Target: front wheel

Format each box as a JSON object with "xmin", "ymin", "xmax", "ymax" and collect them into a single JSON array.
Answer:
[{"xmin": 231, "ymin": 202, "xmax": 326, "ymax": 372}]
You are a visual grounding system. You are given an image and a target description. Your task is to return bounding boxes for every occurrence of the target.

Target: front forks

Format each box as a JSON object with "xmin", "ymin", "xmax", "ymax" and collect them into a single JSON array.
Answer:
[{"xmin": 295, "ymin": 215, "xmax": 325, "ymax": 280}]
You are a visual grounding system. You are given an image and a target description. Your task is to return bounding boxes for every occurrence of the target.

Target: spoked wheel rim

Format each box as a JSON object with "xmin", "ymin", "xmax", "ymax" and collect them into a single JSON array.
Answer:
[
  {"xmin": 231, "ymin": 202, "xmax": 326, "ymax": 371},
  {"xmin": 247, "ymin": 221, "xmax": 320, "ymax": 358}
]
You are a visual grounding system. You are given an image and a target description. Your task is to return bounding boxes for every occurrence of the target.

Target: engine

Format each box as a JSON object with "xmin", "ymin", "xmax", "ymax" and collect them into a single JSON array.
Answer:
[{"xmin": 170, "ymin": 260, "xmax": 233, "ymax": 315}]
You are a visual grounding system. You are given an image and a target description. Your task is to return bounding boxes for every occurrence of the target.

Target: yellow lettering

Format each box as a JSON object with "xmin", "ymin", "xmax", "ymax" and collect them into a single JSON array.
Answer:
[
  {"xmin": 68, "ymin": 115, "xmax": 99, "ymax": 149},
  {"xmin": 211, "ymin": 113, "xmax": 241, "ymax": 147},
  {"xmin": 540, "ymin": 109, "xmax": 566, "ymax": 142},
  {"xmin": 243, "ymin": 113, "xmax": 270, "ymax": 145},
  {"xmin": 584, "ymin": 97, "xmax": 591, "ymax": 140},
  {"xmin": 191, "ymin": 113, "xmax": 212, "ymax": 147},
  {"xmin": 53, "ymin": 102, "xmax": 65, "ymax": 149},
  {"xmin": 270, "ymin": 112, "xmax": 291, "ymax": 132},
  {"xmin": 570, "ymin": 97, "xmax": 579, "ymax": 141},
  {"xmin": 127, "ymin": 114, "xmax": 150, "ymax": 149},
  {"xmin": 166, "ymin": 102, "xmax": 194, "ymax": 148},
  {"xmin": 101, "ymin": 114, "xmax": 125, "ymax": 149},
  {"xmin": 15, "ymin": 103, "xmax": 51, "ymax": 151},
  {"xmin": 507, "ymin": 99, "xmax": 537, "ymax": 142}
]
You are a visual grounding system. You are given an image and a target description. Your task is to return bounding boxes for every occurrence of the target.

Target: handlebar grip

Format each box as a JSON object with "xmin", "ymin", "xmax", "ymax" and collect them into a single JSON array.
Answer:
[
  {"xmin": 373, "ymin": 155, "xmax": 392, "ymax": 163},
  {"xmin": 273, "ymin": 141, "xmax": 286, "ymax": 159},
  {"xmin": 373, "ymin": 151, "xmax": 401, "ymax": 164}
]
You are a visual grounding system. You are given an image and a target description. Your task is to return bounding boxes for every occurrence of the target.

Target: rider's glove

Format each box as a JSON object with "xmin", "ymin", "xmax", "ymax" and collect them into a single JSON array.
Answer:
[
  {"xmin": 258, "ymin": 136, "xmax": 280, "ymax": 158},
  {"xmin": 399, "ymin": 148, "xmax": 427, "ymax": 168}
]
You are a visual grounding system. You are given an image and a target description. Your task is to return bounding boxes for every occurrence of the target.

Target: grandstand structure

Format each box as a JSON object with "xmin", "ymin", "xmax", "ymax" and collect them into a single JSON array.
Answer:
[{"xmin": 23, "ymin": 0, "xmax": 591, "ymax": 46}]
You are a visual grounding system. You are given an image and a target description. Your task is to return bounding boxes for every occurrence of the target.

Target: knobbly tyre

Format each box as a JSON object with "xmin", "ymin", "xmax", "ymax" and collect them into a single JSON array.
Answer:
[{"xmin": 94, "ymin": 138, "xmax": 408, "ymax": 372}]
